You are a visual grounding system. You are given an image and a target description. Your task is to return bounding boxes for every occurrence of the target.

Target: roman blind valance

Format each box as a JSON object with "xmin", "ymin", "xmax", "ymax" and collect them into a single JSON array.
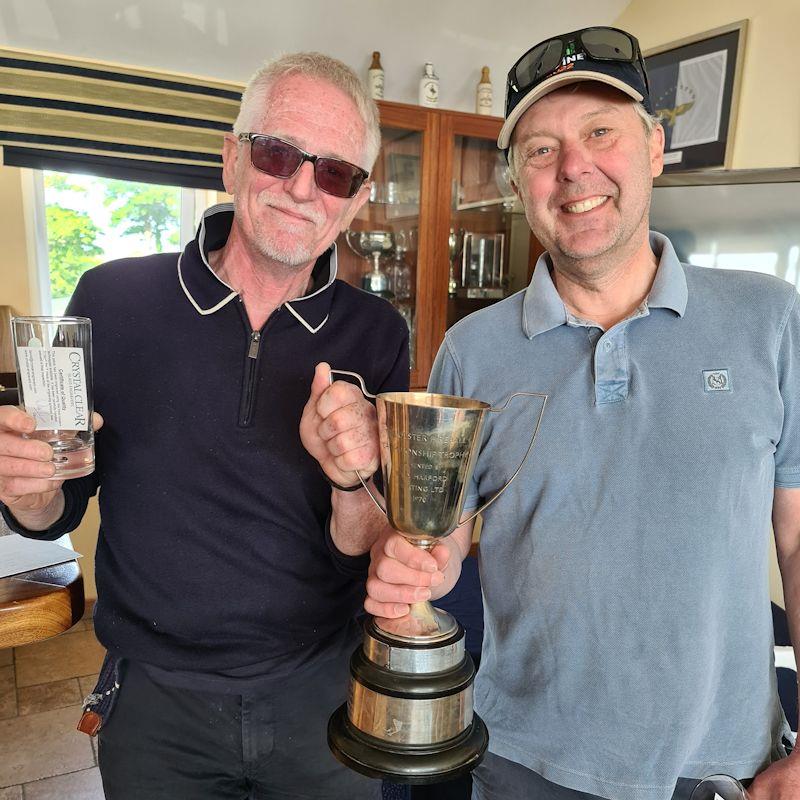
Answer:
[{"xmin": 0, "ymin": 47, "xmax": 243, "ymax": 190}]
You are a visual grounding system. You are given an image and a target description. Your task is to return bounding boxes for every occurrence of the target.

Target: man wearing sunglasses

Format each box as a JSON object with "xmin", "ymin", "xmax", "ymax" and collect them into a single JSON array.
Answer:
[
  {"xmin": 343, "ymin": 25, "xmax": 800, "ymax": 800},
  {"xmin": 0, "ymin": 53, "xmax": 408, "ymax": 798}
]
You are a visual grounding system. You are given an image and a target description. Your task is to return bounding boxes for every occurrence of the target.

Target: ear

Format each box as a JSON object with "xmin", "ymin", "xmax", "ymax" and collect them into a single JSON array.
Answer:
[
  {"xmin": 339, "ymin": 181, "xmax": 371, "ymax": 232},
  {"xmin": 506, "ymin": 146, "xmax": 522, "ymax": 199},
  {"xmin": 221, "ymin": 133, "xmax": 240, "ymax": 195},
  {"xmin": 649, "ymin": 123, "xmax": 665, "ymax": 179}
]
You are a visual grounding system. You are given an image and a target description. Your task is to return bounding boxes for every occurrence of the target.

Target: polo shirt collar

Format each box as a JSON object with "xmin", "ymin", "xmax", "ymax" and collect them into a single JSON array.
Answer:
[
  {"xmin": 646, "ymin": 230, "xmax": 688, "ymax": 317},
  {"xmin": 522, "ymin": 229, "xmax": 688, "ymax": 340},
  {"xmin": 178, "ymin": 202, "xmax": 338, "ymax": 333},
  {"xmin": 522, "ymin": 252, "xmax": 568, "ymax": 339}
]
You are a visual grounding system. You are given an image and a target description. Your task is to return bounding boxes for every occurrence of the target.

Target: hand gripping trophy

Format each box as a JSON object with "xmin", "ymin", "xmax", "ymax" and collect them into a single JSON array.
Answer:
[{"xmin": 327, "ymin": 371, "xmax": 547, "ymax": 784}]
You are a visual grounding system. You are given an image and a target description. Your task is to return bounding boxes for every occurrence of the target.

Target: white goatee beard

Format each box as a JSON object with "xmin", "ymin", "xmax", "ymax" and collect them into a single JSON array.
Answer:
[
  {"xmin": 253, "ymin": 233, "xmax": 315, "ymax": 267},
  {"xmin": 244, "ymin": 191, "xmax": 326, "ymax": 267}
]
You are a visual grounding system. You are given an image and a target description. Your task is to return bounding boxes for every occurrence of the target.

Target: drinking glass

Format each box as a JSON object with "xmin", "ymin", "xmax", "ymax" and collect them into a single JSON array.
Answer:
[
  {"xmin": 389, "ymin": 256, "xmax": 412, "ymax": 302},
  {"xmin": 12, "ymin": 316, "xmax": 95, "ymax": 479},
  {"xmin": 689, "ymin": 774, "xmax": 748, "ymax": 800}
]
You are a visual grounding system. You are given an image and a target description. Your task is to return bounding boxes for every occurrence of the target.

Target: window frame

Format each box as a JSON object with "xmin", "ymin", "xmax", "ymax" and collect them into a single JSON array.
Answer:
[{"xmin": 29, "ymin": 169, "xmax": 214, "ymax": 314}]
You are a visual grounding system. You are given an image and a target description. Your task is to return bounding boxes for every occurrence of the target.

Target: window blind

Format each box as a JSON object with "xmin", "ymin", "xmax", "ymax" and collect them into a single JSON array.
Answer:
[{"xmin": 0, "ymin": 47, "xmax": 242, "ymax": 189}]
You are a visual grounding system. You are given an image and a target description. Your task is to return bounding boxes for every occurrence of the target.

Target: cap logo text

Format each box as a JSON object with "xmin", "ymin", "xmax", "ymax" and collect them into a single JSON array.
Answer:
[
  {"xmin": 554, "ymin": 61, "xmax": 578, "ymax": 76},
  {"xmin": 561, "ymin": 53, "xmax": 585, "ymax": 66}
]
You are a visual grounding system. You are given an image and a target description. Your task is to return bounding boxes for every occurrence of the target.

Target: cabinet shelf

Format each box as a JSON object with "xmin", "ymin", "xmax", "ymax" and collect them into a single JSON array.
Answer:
[{"xmin": 455, "ymin": 196, "xmax": 516, "ymax": 212}]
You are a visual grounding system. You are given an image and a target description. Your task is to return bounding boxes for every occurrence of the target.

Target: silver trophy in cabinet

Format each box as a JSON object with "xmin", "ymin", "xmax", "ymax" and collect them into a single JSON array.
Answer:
[
  {"xmin": 345, "ymin": 230, "xmax": 395, "ymax": 298},
  {"xmin": 459, "ymin": 232, "xmax": 505, "ymax": 299},
  {"xmin": 327, "ymin": 371, "xmax": 547, "ymax": 784}
]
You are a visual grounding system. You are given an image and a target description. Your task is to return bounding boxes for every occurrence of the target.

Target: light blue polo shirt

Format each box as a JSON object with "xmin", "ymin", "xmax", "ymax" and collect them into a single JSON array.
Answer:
[{"xmin": 429, "ymin": 232, "xmax": 799, "ymax": 800}]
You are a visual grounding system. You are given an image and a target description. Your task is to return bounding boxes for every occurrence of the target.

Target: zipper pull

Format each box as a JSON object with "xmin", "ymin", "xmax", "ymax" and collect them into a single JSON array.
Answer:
[{"xmin": 248, "ymin": 331, "xmax": 261, "ymax": 359}]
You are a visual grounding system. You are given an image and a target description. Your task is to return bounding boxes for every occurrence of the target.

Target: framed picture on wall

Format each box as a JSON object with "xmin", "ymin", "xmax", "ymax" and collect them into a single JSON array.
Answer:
[{"xmin": 644, "ymin": 20, "xmax": 747, "ymax": 172}]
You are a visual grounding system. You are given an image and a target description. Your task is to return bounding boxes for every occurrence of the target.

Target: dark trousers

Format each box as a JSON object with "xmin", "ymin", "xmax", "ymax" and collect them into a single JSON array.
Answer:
[
  {"xmin": 472, "ymin": 752, "xmax": 702, "ymax": 800},
  {"xmin": 98, "ymin": 657, "xmax": 381, "ymax": 800}
]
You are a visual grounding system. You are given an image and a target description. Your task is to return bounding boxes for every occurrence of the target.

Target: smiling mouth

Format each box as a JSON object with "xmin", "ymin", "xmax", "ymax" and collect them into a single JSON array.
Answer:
[
  {"xmin": 273, "ymin": 206, "xmax": 314, "ymax": 223},
  {"xmin": 562, "ymin": 196, "xmax": 609, "ymax": 214}
]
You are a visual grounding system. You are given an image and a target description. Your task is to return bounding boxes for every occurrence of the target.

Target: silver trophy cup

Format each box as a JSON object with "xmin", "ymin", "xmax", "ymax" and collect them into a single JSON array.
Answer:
[
  {"xmin": 326, "ymin": 371, "xmax": 547, "ymax": 784},
  {"xmin": 345, "ymin": 230, "xmax": 395, "ymax": 297}
]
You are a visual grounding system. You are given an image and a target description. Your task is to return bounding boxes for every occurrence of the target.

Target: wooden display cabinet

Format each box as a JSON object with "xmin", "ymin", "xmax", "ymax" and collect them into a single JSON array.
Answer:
[{"xmin": 335, "ymin": 101, "xmax": 543, "ymax": 390}]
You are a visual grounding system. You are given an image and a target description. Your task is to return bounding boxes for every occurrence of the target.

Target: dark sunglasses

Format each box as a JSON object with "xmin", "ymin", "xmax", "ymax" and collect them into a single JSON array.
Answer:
[
  {"xmin": 237, "ymin": 133, "xmax": 369, "ymax": 199},
  {"xmin": 508, "ymin": 26, "xmax": 650, "ymax": 99}
]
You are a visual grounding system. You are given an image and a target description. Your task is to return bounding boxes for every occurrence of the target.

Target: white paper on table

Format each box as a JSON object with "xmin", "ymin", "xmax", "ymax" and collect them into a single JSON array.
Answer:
[{"xmin": 0, "ymin": 534, "xmax": 81, "ymax": 579}]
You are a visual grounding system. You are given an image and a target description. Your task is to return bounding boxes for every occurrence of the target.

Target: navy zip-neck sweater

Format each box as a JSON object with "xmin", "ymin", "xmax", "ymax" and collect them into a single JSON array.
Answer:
[{"xmin": 4, "ymin": 205, "xmax": 409, "ymax": 679}]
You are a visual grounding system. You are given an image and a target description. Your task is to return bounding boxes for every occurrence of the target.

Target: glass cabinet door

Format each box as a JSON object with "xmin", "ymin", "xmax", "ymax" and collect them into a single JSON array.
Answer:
[
  {"xmin": 333, "ymin": 105, "xmax": 540, "ymax": 389},
  {"xmin": 337, "ymin": 127, "xmax": 423, "ymax": 370},
  {"xmin": 445, "ymin": 130, "xmax": 541, "ymax": 329}
]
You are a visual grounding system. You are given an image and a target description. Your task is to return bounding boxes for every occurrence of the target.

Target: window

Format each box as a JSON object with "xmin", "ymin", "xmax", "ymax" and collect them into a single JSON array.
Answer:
[{"xmin": 33, "ymin": 170, "xmax": 217, "ymax": 314}]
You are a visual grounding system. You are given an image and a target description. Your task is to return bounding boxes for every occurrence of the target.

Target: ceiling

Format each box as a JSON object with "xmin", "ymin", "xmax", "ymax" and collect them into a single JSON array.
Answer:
[{"xmin": 0, "ymin": 0, "xmax": 632, "ymax": 114}]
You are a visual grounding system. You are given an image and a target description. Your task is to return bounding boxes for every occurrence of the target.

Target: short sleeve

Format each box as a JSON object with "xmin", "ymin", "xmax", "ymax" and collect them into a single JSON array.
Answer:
[
  {"xmin": 775, "ymin": 292, "xmax": 800, "ymax": 487},
  {"xmin": 427, "ymin": 337, "xmax": 480, "ymax": 511}
]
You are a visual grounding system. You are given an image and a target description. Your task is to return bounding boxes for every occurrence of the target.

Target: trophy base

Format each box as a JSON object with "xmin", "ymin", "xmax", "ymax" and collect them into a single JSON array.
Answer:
[
  {"xmin": 328, "ymin": 704, "xmax": 488, "ymax": 785},
  {"xmin": 328, "ymin": 616, "xmax": 487, "ymax": 784},
  {"xmin": 375, "ymin": 607, "xmax": 459, "ymax": 643}
]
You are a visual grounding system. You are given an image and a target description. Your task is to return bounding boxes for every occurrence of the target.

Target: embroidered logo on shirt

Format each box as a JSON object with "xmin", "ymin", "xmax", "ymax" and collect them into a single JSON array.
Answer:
[{"xmin": 703, "ymin": 369, "xmax": 731, "ymax": 392}]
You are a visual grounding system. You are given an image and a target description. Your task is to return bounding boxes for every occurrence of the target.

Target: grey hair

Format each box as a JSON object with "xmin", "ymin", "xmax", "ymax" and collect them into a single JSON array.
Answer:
[
  {"xmin": 506, "ymin": 99, "xmax": 662, "ymax": 183},
  {"xmin": 633, "ymin": 102, "xmax": 662, "ymax": 137},
  {"xmin": 232, "ymin": 52, "xmax": 381, "ymax": 171}
]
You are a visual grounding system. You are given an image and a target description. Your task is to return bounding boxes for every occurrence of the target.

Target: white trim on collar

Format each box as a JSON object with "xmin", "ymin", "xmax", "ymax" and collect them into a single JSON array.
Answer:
[
  {"xmin": 289, "ymin": 242, "xmax": 339, "ymax": 302},
  {"xmin": 198, "ymin": 202, "xmax": 236, "ymax": 286},
  {"xmin": 178, "ymin": 203, "xmax": 239, "ymax": 315},
  {"xmin": 178, "ymin": 202, "xmax": 339, "ymax": 329},
  {"xmin": 282, "ymin": 241, "xmax": 339, "ymax": 333},
  {"xmin": 284, "ymin": 303, "xmax": 329, "ymax": 334},
  {"xmin": 177, "ymin": 251, "xmax": 239, "ymax": 315}
]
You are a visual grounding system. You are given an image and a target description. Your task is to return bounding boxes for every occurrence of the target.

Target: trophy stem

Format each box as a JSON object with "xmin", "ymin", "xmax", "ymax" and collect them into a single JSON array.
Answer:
[
  {"xmin": 409, "ymin": 539, "xmax": 439, "ymax": 633},
  {"xmin": 408, "ymin": 600, "xmax": 439, "ymax": 633}
]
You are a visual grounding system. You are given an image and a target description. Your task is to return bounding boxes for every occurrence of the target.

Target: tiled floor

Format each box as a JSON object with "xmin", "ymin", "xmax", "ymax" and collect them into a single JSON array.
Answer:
[{"xmin": 0, "ymin": 606, "xmax": 106, "ymax": 799}]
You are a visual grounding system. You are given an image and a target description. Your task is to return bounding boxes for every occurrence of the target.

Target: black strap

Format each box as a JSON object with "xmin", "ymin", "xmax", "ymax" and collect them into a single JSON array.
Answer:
[{"xmin": 320, "ymin": 471, "xmax": 363, "ymax": 492}]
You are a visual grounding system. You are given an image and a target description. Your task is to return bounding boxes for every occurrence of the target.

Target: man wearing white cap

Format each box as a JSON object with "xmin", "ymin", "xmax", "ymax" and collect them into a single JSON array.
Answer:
[{"xmin": 355, "ymin": 26, "xmax": 800, "ymax": 800}]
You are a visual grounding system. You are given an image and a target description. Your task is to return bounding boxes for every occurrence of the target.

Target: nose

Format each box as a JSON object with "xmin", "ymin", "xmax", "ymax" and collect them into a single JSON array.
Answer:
[
  {"xmin": 558, "ymin": 140, "xmax": 594, "ymax": 182},
  {"xmin": 284, "ymin": 159, "xmax": 316, "ymax": 201}
]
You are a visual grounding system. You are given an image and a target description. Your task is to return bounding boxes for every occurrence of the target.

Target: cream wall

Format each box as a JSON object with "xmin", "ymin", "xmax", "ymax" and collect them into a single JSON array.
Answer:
[
  {"xmin": 0, "ymin": 164, "xmax": 100, "ymax": 601},
  {"xmin": 0, "ymin": 166, "xmax": 34, "ymax": 314},
  {"xmin": 615, "ymin": 0, "xmax": 800, "ymax": 170},
  {"xmin": 616, "ymin": 0, "xmax": 796, "ymax": 608}
]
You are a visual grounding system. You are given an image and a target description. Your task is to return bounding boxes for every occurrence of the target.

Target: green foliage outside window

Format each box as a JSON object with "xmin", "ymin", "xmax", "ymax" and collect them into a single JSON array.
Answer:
[
  {"xmin": 44, "ymin": 172, "xmax": 182, "ymax": 304},
  {"xmin": 45, "ymin": 204, "xmax": 103, "ymax": 299},
  {"xmin": 102, "ymin": 180, "xmax": 180, "ymax": 253}
]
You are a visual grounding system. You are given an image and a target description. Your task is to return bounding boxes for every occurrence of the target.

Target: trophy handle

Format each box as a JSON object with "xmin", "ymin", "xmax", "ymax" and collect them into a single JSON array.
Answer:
[
  {"xmin": 457, "ymin": 391, "xmax": 548, "ymax": 528},
  {"xmin": 344, "ymin": 229, "xmax": 359, "ymax": 257},
  {"xmin": 328, "ymin": 368, "xmax": 377, "ymax": 400},
  {"xmin": 327, "ymin": 369, "xmax": 386, "ymax": 515}
]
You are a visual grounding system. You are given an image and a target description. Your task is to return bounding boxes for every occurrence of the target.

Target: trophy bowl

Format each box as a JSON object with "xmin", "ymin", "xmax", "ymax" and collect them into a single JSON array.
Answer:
[
  {"xmin": 345, "ymin": 230, "xmax": 394, "ymax": 296},
  {"xmin": 377, "ymin": 391, "xmax": 488, "ymax": 547},
  {"xmin": 346, "ymin": 230, "xmax": 395, "ymax": 259}
]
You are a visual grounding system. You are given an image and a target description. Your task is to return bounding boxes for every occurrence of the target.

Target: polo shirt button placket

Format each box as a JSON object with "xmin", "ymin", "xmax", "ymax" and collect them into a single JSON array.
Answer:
[{"xmin": 594, "ymin": 332, "xmax": 628, "ymax": 404}]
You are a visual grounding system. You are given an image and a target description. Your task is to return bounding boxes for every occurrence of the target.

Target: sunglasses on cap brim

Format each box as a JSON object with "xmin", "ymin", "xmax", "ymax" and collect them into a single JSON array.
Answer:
[{"xmin": 507, "ymin": 27, "xmax": 650, "ymax": 105}]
